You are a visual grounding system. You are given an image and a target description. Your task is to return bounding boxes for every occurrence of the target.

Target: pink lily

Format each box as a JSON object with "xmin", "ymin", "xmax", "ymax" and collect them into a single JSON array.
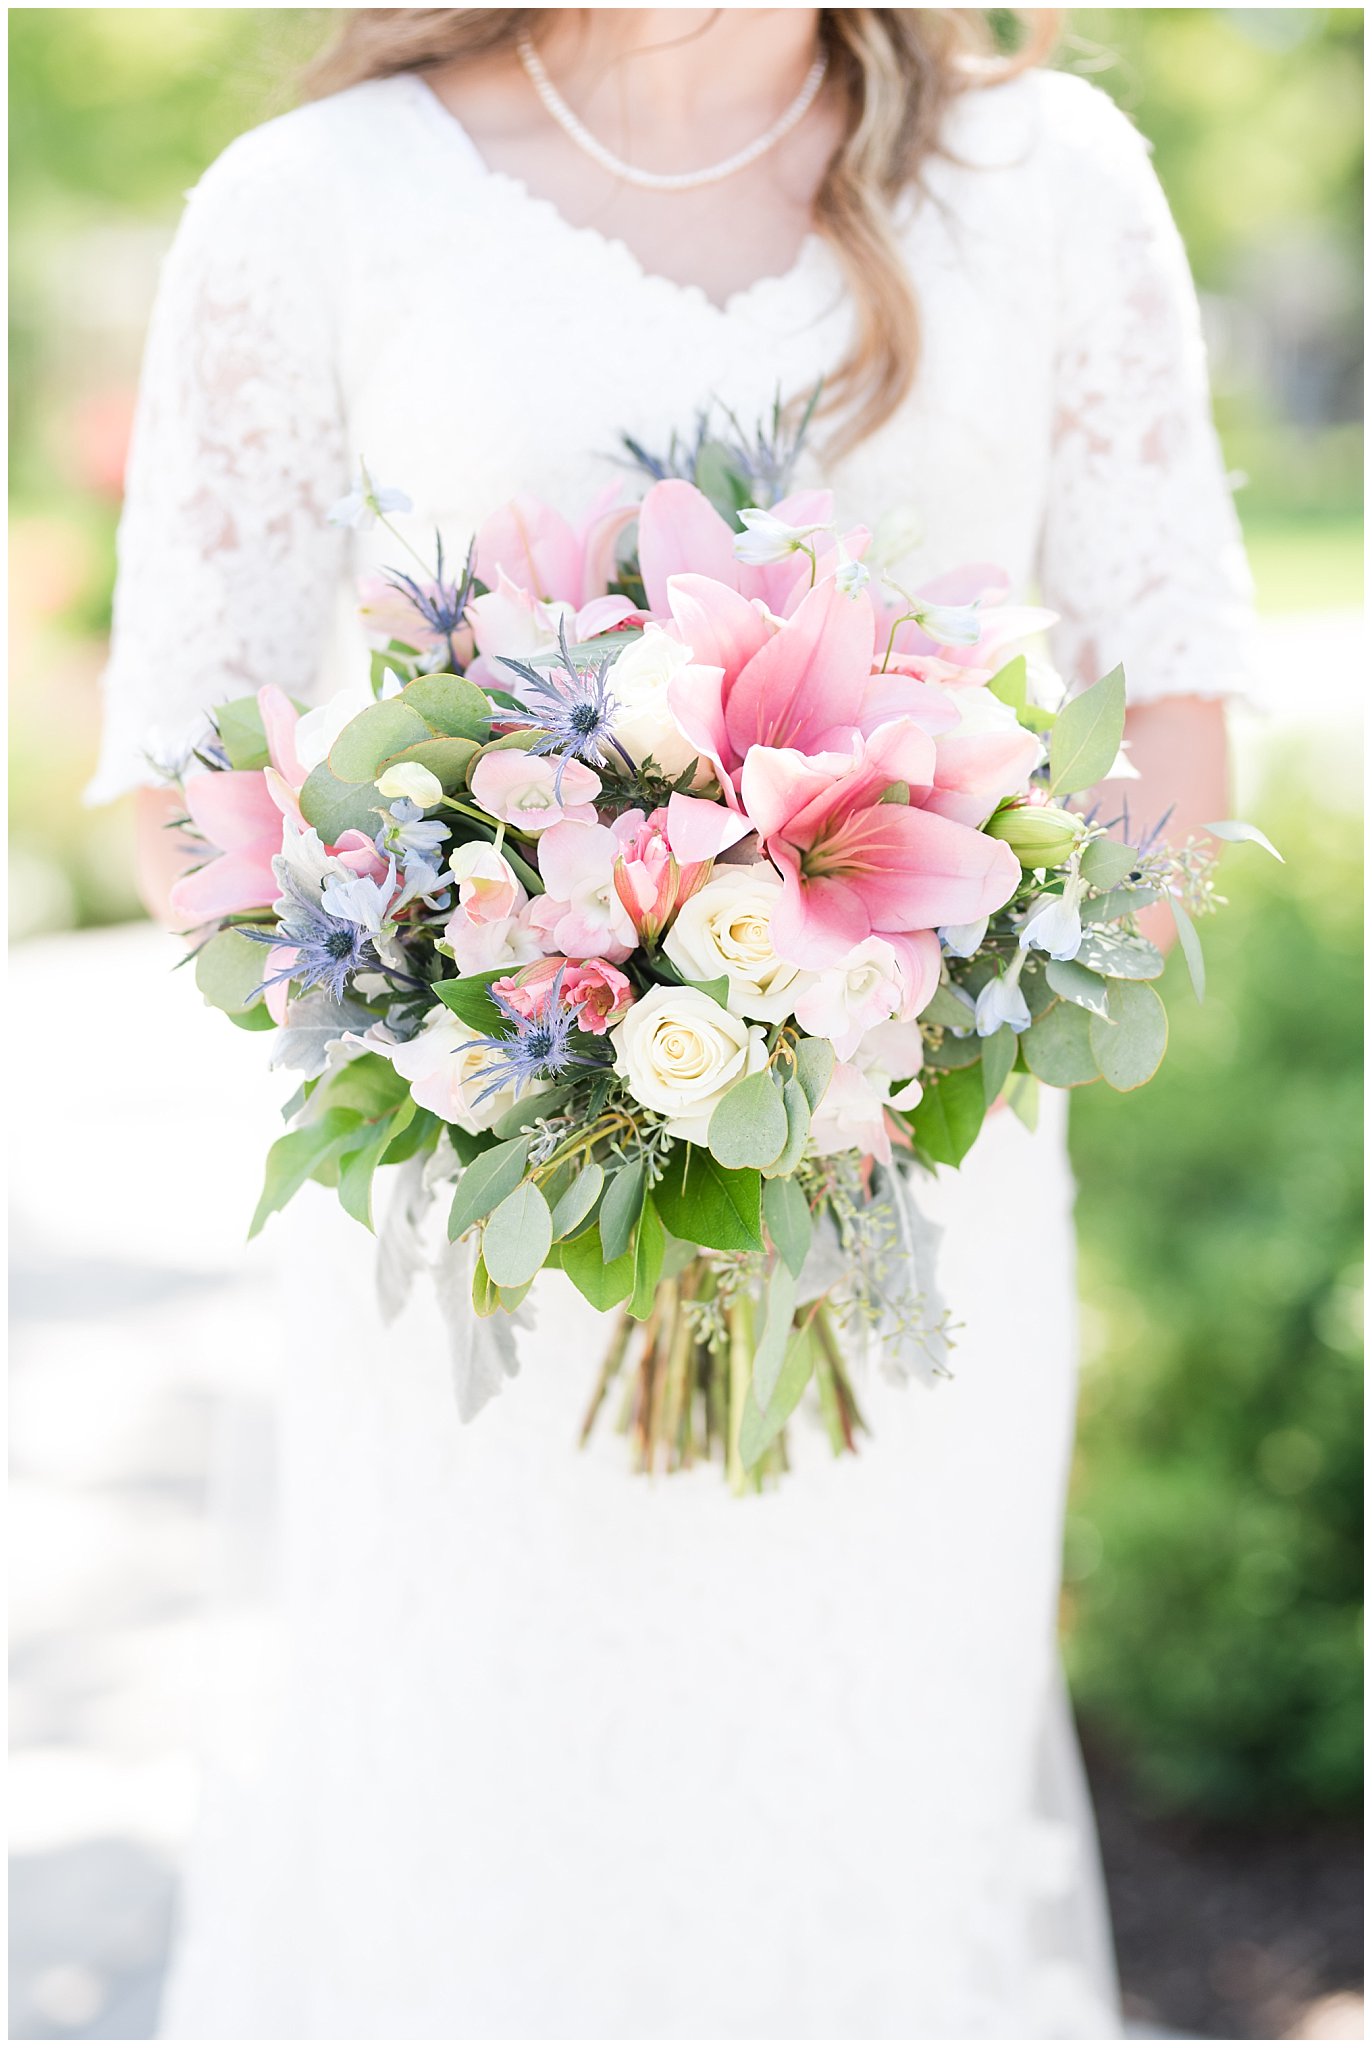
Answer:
[
  {"xmin": 474, "ymin": 478, "xmax": 636, "ymax": 607},
  {"xmin": 170, "ymin": 683, "xmax": 306, "ymax": 923},
  {"xmin": 466, "ymin": 571, "xmax": 641, "ymax": 688},
  {"xmin": 638, "ymin": 479, "xmax": 868, "ymax": 622},
  {"xmin": 739, "ymin": 722, "xmax": 1020, "ymax": 969}
]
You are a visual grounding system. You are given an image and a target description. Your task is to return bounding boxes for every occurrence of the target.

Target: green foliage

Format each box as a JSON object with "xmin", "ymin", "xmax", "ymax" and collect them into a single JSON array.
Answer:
[{"xmin": 1065, "ymin": 786, "xmax": 1362, "ymax": 1817}]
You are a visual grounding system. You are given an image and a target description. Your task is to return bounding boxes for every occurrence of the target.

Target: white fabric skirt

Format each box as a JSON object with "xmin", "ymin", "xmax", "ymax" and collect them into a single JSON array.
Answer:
[{"xmin": 159, "ymin": 1089, "xmax": 1119, "ymax": 2040}]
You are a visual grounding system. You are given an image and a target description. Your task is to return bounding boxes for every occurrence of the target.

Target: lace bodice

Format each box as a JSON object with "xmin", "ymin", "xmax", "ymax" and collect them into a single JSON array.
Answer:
[{"xmin": 91, "ymin": 65, "xmax": 1253, "ymax": 800}]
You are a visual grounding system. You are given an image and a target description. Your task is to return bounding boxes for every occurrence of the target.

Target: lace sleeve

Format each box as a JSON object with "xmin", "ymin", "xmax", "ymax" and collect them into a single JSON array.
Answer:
[
  {"xmin": 1036, "ymin": 78, "xmax": 1256, "ymax": 704},
  {"xmin": 87, "ymin": 126, "xmax": 349, "ymax": 801}
]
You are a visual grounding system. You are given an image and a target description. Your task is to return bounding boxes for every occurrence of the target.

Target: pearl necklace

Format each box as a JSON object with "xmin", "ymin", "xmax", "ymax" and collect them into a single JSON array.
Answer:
[{"xmin": 516, "ymin": 35, "xmax": 828, "ymax": 193}]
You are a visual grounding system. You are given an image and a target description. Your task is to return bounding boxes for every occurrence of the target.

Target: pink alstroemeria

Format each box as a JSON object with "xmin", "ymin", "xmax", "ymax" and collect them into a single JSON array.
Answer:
[
  {"xmin": 740, "ymin": 722, "xmax": 1021, "ymax": 970},
  {"xmin": 493, "ymin": 955, "xmax": 632, "ymax": 1037},
  {"xmin": 609, "ymin": 807, "xmax": 710, "ymax": 948}
]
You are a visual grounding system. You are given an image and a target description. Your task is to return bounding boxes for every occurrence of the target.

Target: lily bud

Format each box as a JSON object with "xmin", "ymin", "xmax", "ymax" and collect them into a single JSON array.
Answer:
[{"xmin": 984, "ymin": 802, "xmax": 1085, "ymax": 870}]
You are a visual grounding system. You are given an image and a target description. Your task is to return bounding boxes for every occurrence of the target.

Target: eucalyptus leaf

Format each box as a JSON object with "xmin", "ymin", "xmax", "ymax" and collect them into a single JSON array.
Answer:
[
  {"xmin": 249, "ymin": 1107, "xmax": 363, "ymax": 1239},
  {"xmin": 1075, "ymin": 929, "xmax": 1165, "ymax": 981},
  {"xmin": 195, "ymin": 927, "xmax": 268, "ymax": 1014},
  {"xmin": 400, "ymin": 672, "xmax": 492, "ymax": 742},
  {"xmin": 763, "ymin": 1174, "xmax": 813, "ymax": 1280},
  {"xmin": 328, "ymin": 700, "xmax": 434, "ymax": 782},
  {"xmin": 628, "ymin": 1197, "xmax": 666, "ymax": 1321},
  {"xmin": 550, "ymin": 1162, "xmax": 604, "ymax": 1241},
  {"xmin": 739, "ymin": 1324, "xmax": 815, "ymax": 1470},
  {"xmin": 374, "ymin": 736, "xmax": 480, "ymax": 791},
  {"xmin": 1169, "ymin": 896, "xmax": 1206, "ymax": 1002},
  {"xmin": 1004, "ymin": 1070, "xmax": 1040, "ymax": 1132},
  {"xmin": 760, "ymin": 1080, "xmax": 811, "ymax": 1181},
  {"xmin": 913, "ymin": 1062, "xmax": 985, "ymax": 1167},
  {"xmin": 1204, "ymin": 819, "xmax": 1284, "ymax": 862},
  {"xmin": 707, "ymin": 1069, "xmax": 789, "ymax": 1170},
  {"xmin": 1045, "ymin": 958, "xmax": 1112, "ymax": 1017},
  {"xmin": 299, "ymin": 762, "xmax": 385, "ymax": 842},
  {"xmin": 987, "ymin": 654, "xmax": 1027, "ymax": 714},
  {"xmin": 980, "ymin": 1025, "xmax": 1017, "ymax": 1106},
  {"xmin": 1087, "ymin": 885, "xmax": 1161, "ymax": 925},
  {"xmin": 1090, "ymin": 978, "xmax": 1168, "ymax": 1092},
  {"xmin": 447, "ymin": 1134, "xmax": 532, "ymax": 1241},
  {"xmin": 791, "ymin": 1037, "xmax": 835, "ymax": 1113},
  {"xmin": 1080, "ymin": 837, "xmax": 1139, "ymax": 890},
  {"xmin": 560, "ymin": 1223, "xmax": 634, "ymax": 1310},
  {"xmin": 751, "ymin": 1261, "xmax": 800, "ymax": 1411},
  {"xmin": 599, "ymin": 1158, "xmax": 647, "ymax": 1263},
  {"xmin": 337, "ymin": 1098, "xmax": 416, "ymax": 1231},
  {"xmin": 215, "ymin": 694, "xmax": 270, "ymax": 771},
  {"xmin": 1048, "ymin": 665, "xmax": 1125, "ymax": 797},
  {"xmin": 923, "ymin": 983, "xmax": 978, "ymax": 1035},
  {"xmin": 1020, "ymin": 999, "xmax": 1100, "ymax": 1087},
  {"xmin": 482, "ymin": 1180, "xmax": 553, "ymax": 1287}
]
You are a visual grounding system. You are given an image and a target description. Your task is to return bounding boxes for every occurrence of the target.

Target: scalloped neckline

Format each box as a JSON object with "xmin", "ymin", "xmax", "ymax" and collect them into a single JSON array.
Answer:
[{"xmin": 401, "ymin": 72, "xmax": 824, "ymax": 323}]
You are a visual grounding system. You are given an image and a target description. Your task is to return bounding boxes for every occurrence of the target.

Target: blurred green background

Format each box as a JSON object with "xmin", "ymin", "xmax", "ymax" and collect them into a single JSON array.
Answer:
[{"xmin": 8, "ymin": 0, "xmax": 1362, "ymax": 1850}]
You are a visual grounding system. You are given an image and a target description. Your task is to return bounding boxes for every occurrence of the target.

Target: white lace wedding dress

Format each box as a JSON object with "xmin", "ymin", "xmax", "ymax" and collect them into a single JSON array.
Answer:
[{"xmin": 94, "ymin": 65, "xmax": 1252, "ymax": 2040}]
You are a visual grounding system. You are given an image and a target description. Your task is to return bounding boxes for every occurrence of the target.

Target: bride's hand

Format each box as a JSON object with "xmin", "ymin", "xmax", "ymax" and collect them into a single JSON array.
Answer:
[{"xmin": 1115, "ymin": 696, "xmax": 1230, "ymax": 954}]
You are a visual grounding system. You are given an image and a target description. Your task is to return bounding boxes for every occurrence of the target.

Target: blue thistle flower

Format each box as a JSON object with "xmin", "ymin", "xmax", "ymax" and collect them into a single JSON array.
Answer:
[
  {"xmin": 382, "ymin": 535, "xmax": 476, "ymax": 671},
  {"xmin": 466, "ymin": 966, "xmax": 609, "ymax": 1105},
  {"xmin": 497, "ymin": 619, "xmax": 637, "ymax": 794},
  {"xmin": 241, "ymin": 871, "xmax": 381, "ymax": 1005}
]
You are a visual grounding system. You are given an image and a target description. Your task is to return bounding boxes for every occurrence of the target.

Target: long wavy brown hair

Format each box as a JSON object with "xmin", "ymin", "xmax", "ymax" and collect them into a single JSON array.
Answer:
[{"xmin": 305, "ymin": 9, "xmax": 1060, "ymax": 454}]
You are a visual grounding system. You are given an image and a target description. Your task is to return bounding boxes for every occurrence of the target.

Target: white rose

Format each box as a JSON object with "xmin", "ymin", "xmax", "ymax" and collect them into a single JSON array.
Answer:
[
  {"xmin": 386, "ymin": 1009, "xmax": 541, "ymax": 1134},
  {"xmin": 662, "ymin": 864, "xmax": 810, "ymax": 1024},
  {"xmin": 294, "ymin": 669, "xmax": 403, "ymax": 774},
  {"xmin": 606, "ymin": 626, "xmax": 713, "ymax": 781},
  {"xmin": 611, "ymin": 984, "xmax": 768, "ymax": 1144}
]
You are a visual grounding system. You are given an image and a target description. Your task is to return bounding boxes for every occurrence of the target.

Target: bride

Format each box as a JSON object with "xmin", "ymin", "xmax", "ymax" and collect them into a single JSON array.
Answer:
[{"xmin": 96, "ymin": 9, "xmax": 1249, "ymax": 2037}]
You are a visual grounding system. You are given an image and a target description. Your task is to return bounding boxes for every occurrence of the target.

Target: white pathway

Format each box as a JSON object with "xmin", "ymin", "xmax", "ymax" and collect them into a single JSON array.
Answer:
[{"xmin": 8, "ymin": 613, "xmax": 1362, "ymax": 2040}]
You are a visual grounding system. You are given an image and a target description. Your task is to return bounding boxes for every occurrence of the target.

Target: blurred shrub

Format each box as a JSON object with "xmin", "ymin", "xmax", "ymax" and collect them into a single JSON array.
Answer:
[{"xmin": 1066, "ymin": 777, "xmax": 1363, "ymax": 1817}]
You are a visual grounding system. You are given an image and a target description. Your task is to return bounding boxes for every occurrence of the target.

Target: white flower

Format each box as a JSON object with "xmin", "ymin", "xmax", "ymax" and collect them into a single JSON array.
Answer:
[
  {"xmin": 661, "ymin": 864, "xmax": 810, "ymax": 1023},
  {"xmin": 605, "ymin": 626, "xmax": 709, "ymax": 780},
  {"xmin": 1018, "ymin": 866, "xmax": 1086, "ymax": 962},
  {"xmin": 833, "ymin": 546, "xmax": 870, "ymax": 599},
  {"xmin": 939, "ymin": 916, "xmax": 989, "ymax": 958},
  {"xmin": 808, "ymin": 1021, "xmax": 926, "ymax": 1168},
  {"xmin": 913, "ymin": 599, "xmax": 982, "ymax": 648},
  {"xmin": 376, "ymin": 761, "xmax": 443, "ymax": 806},
  {"xmin": 526, "ymin": 819, "xmax": 636, "ymax": 962},
  {"xmin": 320, "ymin": 866, "xmax": 396, "ymax": 936},
  {"xmin": 974, "ymin": 952, "xmax": 1032, "ymax": 1035},
  {"xmin": 791, "ymin": 937, "xmax": 910, "ymax": 1059},
  {"xmin": 733, "ymin": 507, "xmax": 833, "ymax": 567},
  {"xmin": 274, "ymin": 819, "xmax": 354, "ymax": 900},
  {"xmin": 611, "ymin": 985, "xmax": 768, "ymax": 1144},
  {"xmin": 384, "ymin": 1009, "xmax": 542, "ymax": 1133},
  {"xmin": 328, "ymin": 466, "xmax": 413, "ymax": 531},
  {"xmin": 294, "ymin": 670, "xmax": 403, "ymax": 776}
]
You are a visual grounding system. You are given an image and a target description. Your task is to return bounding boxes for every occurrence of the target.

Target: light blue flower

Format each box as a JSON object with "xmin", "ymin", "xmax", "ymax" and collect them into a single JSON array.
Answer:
[
  {"xmin": 329, "ymin": 460, "xmax": 413, "ymax": 531},
  {"xmin": 939, "ymin": 915, "xmax": 989, "ymax": 958},
  {"xmin": 974, "ymin": 952, "xmax": 1032, "ymax": 1036},
  {"xmin": 1018, "ymin": 866, "xmax": 1086, "ymax": 962},
  {"xmin": 320, "ymin": 861, "xmax": 397, "ymax": 937}
]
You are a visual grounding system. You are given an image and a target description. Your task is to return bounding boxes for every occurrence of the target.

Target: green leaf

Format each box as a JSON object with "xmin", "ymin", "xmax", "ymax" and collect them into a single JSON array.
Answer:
[
  {"xmin": 628, "ymin": 1197, "xmax": 666, "ymax": 1321},
  {"xmin": 1090, "ymin": 978, "xmax": 1168, "ymax": 1093},
  {"xmin": 337, "ymin": 1098, "xmax": 416, "ymax": 1230},
  {"xmin": 751, "ymin": 1261, "xmax": 800, "ymax": 1410},
  {"xmin": 490, "ymin": 1082, "xmax": 571, "ymax": 1141},
  {"xmin": 402, "ymin": 672, "xmax": 492, "ymax": 741},
  {"xmin": 215, "ymin": 694, "xmax": 270, "ymax": 770},
  {"xmin": 471, "ymin": 1252, "xmax": 500, "ymax": 1316},
  {"xmin": 923, "ymin": 983, "xmax": 978, "ymax": 1035},
  {"xmin": 654, "ymin": 1147, "xmax": 764, "ymax": 1253},
  {"xmin": 599, "ymin": 1158, "xmax": 647, "ymax": 1263},
  {"xmin": 1046, "ymin": 957, "xmax": 1112, "ymax": 1017},
  {"xmin": 684, "ymin": 974, "xmax": 731, "ymax": 1007},
  {"xmin": 1080, "ymin": 836, "xmax": 1139, "ymax": 891},
  {"xmin": 1075, "ymin": 929, "xmax": 1165, "ymax": 981},
  {"xmin": 761, "ymin": 1079, "xmax": 812, "ymax": 1180},
  {"xmin": 447, "ymin": 1134, "xmax": 532, "ymax": 1240},
  {"xmin": 763, "ymin": 1175, "xmax": 813, "ymax": 1280},
  {"xmin": 739, "ymin": 1323, "xmax": 815, "ymax": 1471},
  {"xmin": 1049, "ymin": 665, "xmax": 1126, "ymax": 797},
  {"xmin": 1085, "ymin": 884, "xmax": 1162, "ymax": 925},
  {"xmin": 561, "ymin": 1223, "xmax": 634, "ymax": 1310},
  {"xmin": 1204, "ymin": 818, "xmax": 1284, "ymax": 863},
  {"xmin": 922, "ymin": 1030, "xmax": 983, "ymax": 1071},
  {"xmin": 249, "ymin": 1106, "xmax": 363, "ymax": 1238},
  {"xmin": 431, "ymin": 971, "xmax": 505, "ymax": 1034},
  {"xmin": 482, "ymin": 1180, "xmax": 553, "ymax": 1287},
  {"xmin": 1004, "ymin": 1071, "xmax": 1040, "ymax": 1132},
  {"xmin": 550, "ymin": 1163, "xmax": 604, "ymax": 1240},
  {"xmin": 382, "ymin": 1106, "xmax": 439, "ymax": 1165},
  {"xmin": 1021, "ymin": 999, "xmax": 1100, "ymax": 1087},
  {"xmin": 912, "ymin": 1062, "xmax": 986, "ymax": 1166},
  {"xmin": 195, "ymin": 927, "xmax": 268, "ymax": 1014},
  {"xmin": 314, "ymin": 1051, "xmax": 410, "ymax": 1119},
  {"xmin": 299, "ymin": 762, "xmax": 384, "ymax": 842},
  {"xmin": 1169, "ymin": 896, "xmax": 1206, "ymax": 1002},
  {"xmin": 707, "ymin": 1069, "xmax": 789, "ymax": 1170},
  {"xmin": 987, "ymin": 653, "xmax": 1027, "ymax": 713},
  {"xmin": 1021, "ymin": 956, "xmax": 1057, "ymax": 1018},
  {"xmin": 328, "ymin": 700, "xmax": 435, "ymax": 782},
  {"xmin": 980, "ymin": 1025, "xmax": 1018, "ymax": 1106},
  {"xmin": 791, "ymin": 1037, "xmax": 835, "ymax": 1113},
  {"xmin": 374, "ymin": 736, "xmax": 480, "ymax": 791},
  {"xmin": 228, "ymin": 1003, "xmax": 275, "ymax": 1032}
]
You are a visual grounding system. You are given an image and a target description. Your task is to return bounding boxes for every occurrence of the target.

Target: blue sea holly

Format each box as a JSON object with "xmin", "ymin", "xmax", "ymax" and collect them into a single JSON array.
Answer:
[
  {"xmin": 243, "ymin": 871, "xmax": 381, "ymax": 1005},
  {"xmin": 498, "ymin": 620, "xmax": 637, "ymax": 792},
  {"xmin": 467, "ymin": 967, "xmax": 607, "ymax": 1105}
]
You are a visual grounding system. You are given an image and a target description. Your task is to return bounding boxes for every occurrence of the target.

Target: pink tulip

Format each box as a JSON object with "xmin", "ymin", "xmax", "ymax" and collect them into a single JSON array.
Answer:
[
  {"xmin": 493, "ymin": 955, "xmax": 632, "ymax": 1036},
  {"xmin": 609, "ymin": 807, "xmax": 710, "ymax": 948},
  {"xmin": 740, "ymin": 722, "xmax": 1020, "ymax": 969}
]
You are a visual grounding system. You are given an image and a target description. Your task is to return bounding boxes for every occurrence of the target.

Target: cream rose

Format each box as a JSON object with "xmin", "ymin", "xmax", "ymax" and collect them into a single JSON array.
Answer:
[
  {"xmin": 661, "ymin": 864, "xmax": 810, "ymax": 1024},
  {"xmin": 606, "ymin": 626, "xmax": 714, "ymax": 782},
  {"xmin": 386, "ymin": 1009, "xmax": 542, "ymax": 1134},
  {"xmin": 611, "ymin": 984, "xmax": 768, "ymax": 1144}
]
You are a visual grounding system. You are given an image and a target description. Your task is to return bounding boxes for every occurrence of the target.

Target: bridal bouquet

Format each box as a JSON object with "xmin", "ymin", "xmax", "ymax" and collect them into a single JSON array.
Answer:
[{"xmin": 166, "ymin": 405, "xmax": 1270, "ymax": 1488}]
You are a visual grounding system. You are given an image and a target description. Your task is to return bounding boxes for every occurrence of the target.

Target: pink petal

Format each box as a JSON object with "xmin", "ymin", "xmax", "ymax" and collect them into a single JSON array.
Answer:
[
  {"xmin": 170, "ymin": 845, "xmax": 280, "ymax": 922},
  {"xmin": 725, "ymin": 578, "xmax": 876, "ymax": 758},
  {"xmin": 578, "ymin": 500, "xmax": 638, "ymax": 603},
  {"xmin": 475, "ymin": 496, "xmax": 582, "ymax": 603},
  {"xmin": 665, "ymin": 663, "xmax": 736, "ymax": 798},
  {"xmin": 738, "ymin": 745, "xmax": 853, "ymax": 846},
  {"xmin": 183, "ymin": 769, "xmax": 281, "ymax": 853},
  {"xmin": 637, "ymin": 481, "xmax": 741, "ymax": 616},
  {"xmin": 665, "ymin": 793, "xmax": 753, "ymax": 863},
  {"xmin": 843, "ymin": 806, "xmax": 1021, "ymax": 933},
  {"xmin": 888, "ymin": 931, "xmax": 943, "ymax": 1019},
  {"xmin": 665, "ymin": 574, "xmax": 771, "ymax": 679},
  {"xmin": 770, "ymin": 853, "xmax": 874, "ymax": 969},
  {"xmin": 914, "ymin": 562, "xmax": 1010, "ymax": 608},
  {"xmin": 856, "ymin": 671, "xmax": 962, "ymax": 737},
  {"xmin": 257, "ymin": 684, "xmax": 305, "ymax": 787},
  {"xmin": 934, "ymin": 726, "xmax": 1042, "ymax": 810},
  {"xmin": 574, "ymin": 595, "xmax": 641, "ymax": 638}
]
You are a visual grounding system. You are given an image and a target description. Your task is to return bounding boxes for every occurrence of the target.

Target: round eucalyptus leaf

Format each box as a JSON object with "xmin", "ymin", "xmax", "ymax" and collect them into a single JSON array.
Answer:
[
  {"xmin": 707, "ymin": 1070, "xmax": 789, "ymax": 1170},
  {"xmin": 482, "ymin": 1180, "xmax": 553, "ymax": 1288},
  {"xmin": 1090, "ymin": 978, "xmax": 1168, "ymax": 1092},
  {"xmin": 1021, "ymin": 1000, "xmax": 1100, "ymax": 1088}
]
